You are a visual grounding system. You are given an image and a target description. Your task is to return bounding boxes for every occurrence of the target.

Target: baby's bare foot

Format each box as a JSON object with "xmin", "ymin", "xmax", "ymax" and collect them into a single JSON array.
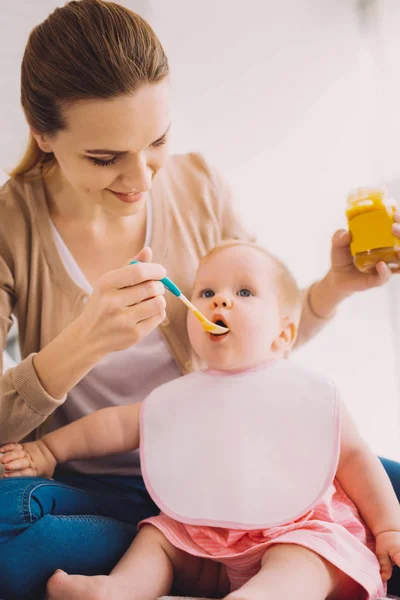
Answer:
[{"xmin": 46, "ymin": 569, "xmax": 131, "ymax": 600}]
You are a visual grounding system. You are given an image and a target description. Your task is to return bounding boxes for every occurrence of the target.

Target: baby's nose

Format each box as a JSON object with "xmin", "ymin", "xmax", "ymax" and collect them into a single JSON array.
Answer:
[{"xmin": 212, "ymin": 295, "xmax": 232, "ymax": 308}]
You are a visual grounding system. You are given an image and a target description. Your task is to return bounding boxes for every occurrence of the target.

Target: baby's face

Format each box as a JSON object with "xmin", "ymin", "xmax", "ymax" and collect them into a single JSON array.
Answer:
[{"xmin": 187, "ymin": 245, "xmax": 289, "ymax": 371}]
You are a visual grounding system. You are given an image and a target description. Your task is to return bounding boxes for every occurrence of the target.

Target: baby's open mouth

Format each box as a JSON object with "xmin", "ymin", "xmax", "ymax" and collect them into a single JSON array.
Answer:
[{"xmin": 210, "ymin": 319, "xmax": 230, "ymax": 337}]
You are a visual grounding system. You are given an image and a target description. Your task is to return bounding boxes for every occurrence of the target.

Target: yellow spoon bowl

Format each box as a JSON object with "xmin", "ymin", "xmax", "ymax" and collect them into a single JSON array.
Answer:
[{"xmin": 179, "ymin": 294, "xmax": 229, "ymax": 335}]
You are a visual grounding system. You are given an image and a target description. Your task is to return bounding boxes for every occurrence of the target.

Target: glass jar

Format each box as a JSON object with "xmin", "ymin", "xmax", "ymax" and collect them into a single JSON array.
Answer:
[{"xmin": 346, "ymin": 186, "xmax": 400, "ymax": 273}]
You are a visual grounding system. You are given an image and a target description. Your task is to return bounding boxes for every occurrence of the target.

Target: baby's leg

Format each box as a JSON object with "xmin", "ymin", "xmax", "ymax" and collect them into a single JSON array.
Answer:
[
  {"xmin": 46, "ymin": 524, "xmax": 205, "ymax": 600},
  {"xmin": 225, "ymin": 543, "xmax": 360, "ymax": 600}
]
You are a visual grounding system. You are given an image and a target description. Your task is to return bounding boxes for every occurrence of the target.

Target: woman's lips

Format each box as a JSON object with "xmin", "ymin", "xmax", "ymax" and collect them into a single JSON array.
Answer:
[{"xmin": 108, "ymin": 190, "xmax": 143, "ymax": 204}]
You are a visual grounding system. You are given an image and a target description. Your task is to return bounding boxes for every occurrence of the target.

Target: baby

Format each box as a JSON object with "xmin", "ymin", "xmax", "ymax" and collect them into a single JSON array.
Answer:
[{"xmin": 1, "ymin": 240, "xmax": 399, "ymax": 600}]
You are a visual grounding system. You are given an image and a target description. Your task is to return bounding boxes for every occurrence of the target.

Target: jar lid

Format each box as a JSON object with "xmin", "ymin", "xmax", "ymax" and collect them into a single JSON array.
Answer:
[{"xmin": 347, "ymin": 186, "xmax": 395, "ymax": 209}]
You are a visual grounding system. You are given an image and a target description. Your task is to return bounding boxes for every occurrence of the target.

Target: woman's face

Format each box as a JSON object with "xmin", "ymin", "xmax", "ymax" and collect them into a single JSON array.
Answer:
[{"xmin": 34, "ymin": 80, "xmax": 171, "ymax": 215}]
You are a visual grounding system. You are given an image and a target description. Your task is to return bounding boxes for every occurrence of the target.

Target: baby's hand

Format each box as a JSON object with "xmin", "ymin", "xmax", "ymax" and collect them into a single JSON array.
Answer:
[
  {"xmin": 0, "ymin": 441, "xmax": 57, "ymax": 479},
  {"xmin": 375, "ymin": 530, "xmax": 400, "ymax": 581}
]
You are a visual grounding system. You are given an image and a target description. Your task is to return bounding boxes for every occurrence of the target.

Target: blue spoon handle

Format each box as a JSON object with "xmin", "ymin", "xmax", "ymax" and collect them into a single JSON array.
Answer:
[{"xmin": 129, "ymin": 260, "xmax": 182, "ymax": 297}]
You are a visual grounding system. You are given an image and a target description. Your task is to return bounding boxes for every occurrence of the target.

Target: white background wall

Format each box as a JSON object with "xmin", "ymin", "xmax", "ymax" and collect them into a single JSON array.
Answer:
[{"xmin": 1, "ymin": 0, "xmax": 400, "ymax": 458}]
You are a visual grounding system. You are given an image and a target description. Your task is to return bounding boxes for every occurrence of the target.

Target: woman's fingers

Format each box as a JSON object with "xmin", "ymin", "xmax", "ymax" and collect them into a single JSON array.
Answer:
[
  {"xmin": 111, "ymin": 280, "xmax": 165, "ymax": 309},
  {"xmin": 393, "ymin": 213, "xmax": 400, "ymax": 242},
  {"xmin": 134, "ymin": 313, "xmax": 167, "ymax": 340},
  {"xmin": 76, "ymin": 250, "xmax": 170, "ymax": 354},
  {"xmin": 332, "ymin": 229, "xmax": 351, "ymax": 248},
  {"xmin": 330, "ymin": 230, "xmax": 353, "ymax": 269},
  {"xmin": 125, "ymin": 246, "xmax": 153, "ymax": 265},
  {"xmin": 129, "ymin": 295, "xmax": 166, "ymax": 323},
  {"xmin": 107, "ymin": 297, "xmax": 167, "ymax": 348},
  {"xmin": 98, "ymin": 261, "xmax": 166, "ymax": 294},
  {"xmin": 360, "ymin": 262, "xmax": 391, "ymax": 290},
  {"xmin": 374, "ymin": 262, "xmax": 392, "ymax": 285}
]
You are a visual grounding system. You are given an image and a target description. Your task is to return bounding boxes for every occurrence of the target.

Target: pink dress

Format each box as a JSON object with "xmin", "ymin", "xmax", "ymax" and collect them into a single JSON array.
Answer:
[
  {"xmin": 140, "ymin": 481, "xmax": 385, "ymax": 597},
  {"xmin": 139, "ymin": 361, "xmax": 386, "ymax": 598}
]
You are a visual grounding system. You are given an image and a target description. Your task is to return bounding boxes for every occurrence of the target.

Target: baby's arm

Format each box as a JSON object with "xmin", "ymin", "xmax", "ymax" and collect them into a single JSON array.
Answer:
[
  {"xmin": 0, "ymin": 403, "xmax": 142, "ymax": 478},
  {"xmin": 336, "ymin": 400, "xmax": 400, "ymax": 579}
]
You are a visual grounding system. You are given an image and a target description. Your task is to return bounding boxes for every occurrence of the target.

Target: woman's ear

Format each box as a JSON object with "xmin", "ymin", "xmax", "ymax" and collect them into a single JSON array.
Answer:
[
  {"xmin": 271, "ymin": 319, "xmax": 297, "ymax": 353},
  {"xmin": 31, "ymin": 129, "xmax": 53, "ymax": 153}
]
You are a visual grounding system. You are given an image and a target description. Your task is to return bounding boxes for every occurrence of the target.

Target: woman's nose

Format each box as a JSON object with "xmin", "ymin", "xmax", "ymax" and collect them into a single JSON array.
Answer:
[{"xmin": 120, "ymin": 154, "xmax": 153, "ymax": 192}]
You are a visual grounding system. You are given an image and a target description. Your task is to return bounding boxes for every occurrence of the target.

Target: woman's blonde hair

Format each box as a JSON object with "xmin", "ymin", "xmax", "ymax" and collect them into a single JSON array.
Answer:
[{"xmin": 10, "ymin": 0, "xmax": 169, "ymax": 179}]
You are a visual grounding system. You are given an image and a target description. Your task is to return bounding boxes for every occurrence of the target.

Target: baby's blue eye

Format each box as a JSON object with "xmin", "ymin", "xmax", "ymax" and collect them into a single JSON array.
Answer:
[
  {"xmin": 237, "ymin": 288, "xmax": 252, "ymax": 297},
  {"xmin": 201, "ymin": 289, "xmax": 215, "ymax": 298}
]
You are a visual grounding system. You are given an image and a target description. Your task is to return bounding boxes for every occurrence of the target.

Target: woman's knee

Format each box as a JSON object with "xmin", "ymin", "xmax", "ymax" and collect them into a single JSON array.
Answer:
[
  {"xmin": 0, "ymin": 479, "xmax": 66, "ymax": 599},
  {"xmin": 0, "ymin": 515, "xmax": 57, "ymax": 600},
  {"xmin": 0, "ymin": 477, "xmax": 62, "ymax": 533}
]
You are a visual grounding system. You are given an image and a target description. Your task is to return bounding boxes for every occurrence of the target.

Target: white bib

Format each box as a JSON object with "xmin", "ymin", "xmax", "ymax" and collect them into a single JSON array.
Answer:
[{"xmin": 140, "ymin": 360, "xmax": 340, "ymax": 530}]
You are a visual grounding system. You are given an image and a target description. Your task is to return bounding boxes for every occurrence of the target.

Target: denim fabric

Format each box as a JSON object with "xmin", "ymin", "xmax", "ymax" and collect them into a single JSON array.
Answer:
[{"xmin": 0, "ymin": 468, "xmax": 158, "ymax": 600}]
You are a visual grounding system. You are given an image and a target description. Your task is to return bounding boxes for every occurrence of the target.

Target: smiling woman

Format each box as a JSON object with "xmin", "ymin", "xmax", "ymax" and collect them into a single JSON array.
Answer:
[
  {"xmin": 1, "ymin": 1, "xmax": 400, "ymax": 599},
  {"xmin": 39, "ymin": 87, "xmax": 171, "ymax": 225}
]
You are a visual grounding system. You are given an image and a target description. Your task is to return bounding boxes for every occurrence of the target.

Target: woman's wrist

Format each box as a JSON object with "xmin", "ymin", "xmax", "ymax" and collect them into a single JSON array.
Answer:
[
  {"xmin": 33, "ymin": 316, "xmax": 106, "ymax": 400},
  {"xmin": 308, "ymin": 270, "xmax": 350, "ymax": 320}
]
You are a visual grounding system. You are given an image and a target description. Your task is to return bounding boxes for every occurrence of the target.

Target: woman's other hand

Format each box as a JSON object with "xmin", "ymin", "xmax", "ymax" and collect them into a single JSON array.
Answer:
[
  {"xmin": 328, "ymin": 229, "xmax": 393, "ymax": 297},
  {"xmin": 305, "ymin": 226, "xmax": 399, "ymax": 322}
]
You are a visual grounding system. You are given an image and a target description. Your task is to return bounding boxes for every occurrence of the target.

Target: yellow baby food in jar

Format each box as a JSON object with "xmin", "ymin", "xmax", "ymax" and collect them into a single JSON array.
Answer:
[{"xmin": 346, "ymin": 186, "xmax": 400, "ymax": 273}]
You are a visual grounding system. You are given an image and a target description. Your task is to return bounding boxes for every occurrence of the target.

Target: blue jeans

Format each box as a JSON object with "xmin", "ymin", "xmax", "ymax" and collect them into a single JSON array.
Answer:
[
  {"xmin": 0, "ymin": 467, "xmax": 159, "ymax": 600},
  {"xmin": 0, "ymin": 460, "xmax": 399, "ymax": 600}
]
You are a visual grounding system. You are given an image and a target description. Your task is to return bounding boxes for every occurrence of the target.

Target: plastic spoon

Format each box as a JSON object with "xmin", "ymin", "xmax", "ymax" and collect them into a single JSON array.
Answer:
[{"xmin": 130, "ymin": 261, "xmax": 229, "ymax": 335}]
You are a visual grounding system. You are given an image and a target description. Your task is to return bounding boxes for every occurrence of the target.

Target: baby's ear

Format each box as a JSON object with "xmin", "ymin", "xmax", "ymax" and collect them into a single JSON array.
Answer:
[{"xmin": 271, "ymin": 319, "xmax": 297, "ymax": 353}]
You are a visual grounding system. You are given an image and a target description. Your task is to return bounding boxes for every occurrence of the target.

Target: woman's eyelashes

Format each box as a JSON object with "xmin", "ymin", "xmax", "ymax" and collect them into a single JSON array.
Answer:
[
  {"xmin": 152, "ymin": 135, "xmax": 168, "ymax": 148},
  {"xmin": 86, "ymin": 136, "xmax": 169, "ymax": 167},
  {"xmin": 88, "ymin": 156, "xmax": 119, "ymax": 167}
]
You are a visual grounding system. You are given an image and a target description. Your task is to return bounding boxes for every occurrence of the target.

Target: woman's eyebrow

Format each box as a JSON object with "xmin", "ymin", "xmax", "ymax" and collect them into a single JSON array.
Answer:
[
  {"xmin": 84, "ymin": 122, "xmax": 172, "ymax": 155},
  {"xmin": 84, "ymin": 149, "xmax": 128, "ymax": 156}
]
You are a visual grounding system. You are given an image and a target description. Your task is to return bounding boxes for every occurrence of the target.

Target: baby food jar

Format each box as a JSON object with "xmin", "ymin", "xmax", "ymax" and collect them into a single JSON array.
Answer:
[{"xmin": 346, "ymin": 186, "xmax": 400, "ymax": 273}]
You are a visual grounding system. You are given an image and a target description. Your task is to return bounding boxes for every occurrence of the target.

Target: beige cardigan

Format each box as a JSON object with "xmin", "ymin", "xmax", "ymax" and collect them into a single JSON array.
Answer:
[{"xmin": 0, "ymin": 153, "xmax": 328, "ymax": 442}]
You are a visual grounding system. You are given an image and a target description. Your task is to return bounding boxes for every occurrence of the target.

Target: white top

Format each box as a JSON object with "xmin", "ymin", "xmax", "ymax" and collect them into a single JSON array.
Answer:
[{"xmin": 50, "ymin": 194, "xmax": 182, "ymax": 475}]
